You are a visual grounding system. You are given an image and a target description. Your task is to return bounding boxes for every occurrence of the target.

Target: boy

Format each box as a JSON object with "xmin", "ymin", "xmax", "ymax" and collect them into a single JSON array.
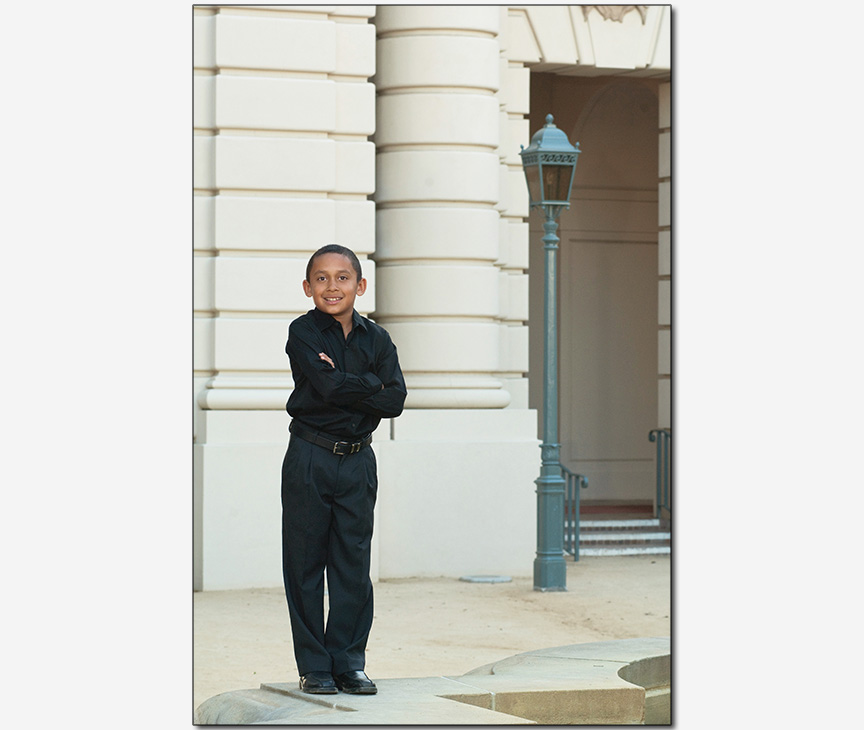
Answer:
[{"xmin": 281, "ymin": 244, "xmax": 407, "ymax": 695}]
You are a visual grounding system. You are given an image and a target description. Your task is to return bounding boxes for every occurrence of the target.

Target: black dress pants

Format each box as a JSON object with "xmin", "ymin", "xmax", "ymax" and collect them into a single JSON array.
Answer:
[{"xmin": 281, "ymin": 434, "xmax": 377, "ymax": 676}]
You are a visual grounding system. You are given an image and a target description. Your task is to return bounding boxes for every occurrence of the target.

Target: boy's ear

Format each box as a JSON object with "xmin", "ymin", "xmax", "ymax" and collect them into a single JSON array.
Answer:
[
  {"xmin": 356, "ymin": 277, "xmax": 367, "ymax": 296},
  {"xmin": 302, "ymin": 279, "xmax": 313, "ymax": 297}
]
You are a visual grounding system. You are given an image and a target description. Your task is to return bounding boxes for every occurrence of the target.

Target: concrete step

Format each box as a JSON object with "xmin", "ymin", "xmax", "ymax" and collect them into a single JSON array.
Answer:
[
  {"xmin": 580, "ymin": 544, "xmax": 671, "ymax": 556},
  {"xmin": 579, "ymin": 518, "xmax": 663, "ymax": 530},
  {"xmin": 580, "ymin": 531, "xmax": 670, "ymax": 543},
  {"xmin": 566, "ymin": 512, "xmax": 670, "ymax": 558}
]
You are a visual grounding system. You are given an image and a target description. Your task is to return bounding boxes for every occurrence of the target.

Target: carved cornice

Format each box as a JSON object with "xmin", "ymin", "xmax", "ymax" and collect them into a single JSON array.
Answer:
[{"xmin": 582, "ymin": 5, "xmax": 649, "ymax": 24}]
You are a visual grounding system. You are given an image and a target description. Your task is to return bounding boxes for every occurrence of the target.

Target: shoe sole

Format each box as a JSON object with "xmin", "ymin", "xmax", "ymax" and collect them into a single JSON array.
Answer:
[
  {"xmin": 338, "ymin": 687, "xmax": 377, "ymax": 695},
  {"xmin": 299, "ymin": 686, "xmax": 338, "ymax": 695}
]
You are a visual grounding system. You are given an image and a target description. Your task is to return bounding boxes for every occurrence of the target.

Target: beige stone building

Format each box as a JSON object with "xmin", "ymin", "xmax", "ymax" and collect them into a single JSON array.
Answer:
[{"xmin": 193, "ymin": 5, "xmax": 671, "ymax": 590}]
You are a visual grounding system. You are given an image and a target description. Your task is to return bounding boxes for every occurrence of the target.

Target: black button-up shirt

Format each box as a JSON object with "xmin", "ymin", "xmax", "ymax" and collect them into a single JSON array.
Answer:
[{"xmin": 285, "ymin": 308, "xmax": 407, "ymax": 440}]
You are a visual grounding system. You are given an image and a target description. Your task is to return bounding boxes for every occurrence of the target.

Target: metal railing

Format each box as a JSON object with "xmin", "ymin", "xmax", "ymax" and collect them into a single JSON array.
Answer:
[
  {"xmin": 649, "ymin": 429, "xmax": 671, "ymax": 518},
  {"xmin": 561, "ymin": 465, "xmax": 589, "ymax": 560}
]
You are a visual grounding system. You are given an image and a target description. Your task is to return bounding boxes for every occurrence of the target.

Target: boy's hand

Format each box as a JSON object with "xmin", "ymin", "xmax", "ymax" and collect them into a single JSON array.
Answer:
[{"xmin": 317, "ymin": 351, "xmax": 381, "ymax": 390}]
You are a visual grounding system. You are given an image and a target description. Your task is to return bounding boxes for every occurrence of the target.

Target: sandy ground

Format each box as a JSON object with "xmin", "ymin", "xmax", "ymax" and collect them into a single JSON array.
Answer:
[{"xmin": 193, "ymin": 555, "xmax": 671, "ymax": 712}]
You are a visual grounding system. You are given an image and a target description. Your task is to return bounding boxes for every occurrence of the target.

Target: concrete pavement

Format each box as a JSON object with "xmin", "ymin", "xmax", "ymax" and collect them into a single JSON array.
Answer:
[
  {"xmin": 193, "ymin": 555, "xmax": 671, "ymax": 720},
  {"xmin": 195, "ymin": 637, "xmax": 671, "ymax": 724}
]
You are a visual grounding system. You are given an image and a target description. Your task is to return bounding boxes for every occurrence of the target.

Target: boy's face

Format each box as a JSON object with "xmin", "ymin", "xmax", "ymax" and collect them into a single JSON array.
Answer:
[{"xmin": 303, "ymin": 252, "xmax": 367, "ymax": 321}]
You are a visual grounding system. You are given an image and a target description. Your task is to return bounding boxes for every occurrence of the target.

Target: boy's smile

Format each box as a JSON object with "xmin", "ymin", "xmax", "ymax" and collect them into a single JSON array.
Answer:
[{"xmin": 302, "ymin": 252, "xmax": 367, "ymax": 331}]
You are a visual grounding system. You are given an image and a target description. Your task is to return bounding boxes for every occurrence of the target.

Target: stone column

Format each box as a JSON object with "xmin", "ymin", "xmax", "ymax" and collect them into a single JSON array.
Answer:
[
  {"xmin": 373, "ymin": 6, "xmax": 509, "ymax": 408},
  {"xmin": 369, "ymin": 7, "xmax": 538, "ymax": 579}
]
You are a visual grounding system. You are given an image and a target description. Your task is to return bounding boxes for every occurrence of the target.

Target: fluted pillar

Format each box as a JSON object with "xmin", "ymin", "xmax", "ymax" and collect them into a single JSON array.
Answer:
[{"xmin": 373, "ymin": 6, "xmax": 510, "ymax": 409}]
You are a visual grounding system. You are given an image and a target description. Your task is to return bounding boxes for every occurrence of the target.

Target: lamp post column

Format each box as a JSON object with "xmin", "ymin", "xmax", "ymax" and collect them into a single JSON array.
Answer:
[
  {"xmin": 534, "ymin": 213, "xmax": 567, "ymax": 591},
  {"xmin": 520, "ymin": 113, "xmax": 580, "ymax": 591}
]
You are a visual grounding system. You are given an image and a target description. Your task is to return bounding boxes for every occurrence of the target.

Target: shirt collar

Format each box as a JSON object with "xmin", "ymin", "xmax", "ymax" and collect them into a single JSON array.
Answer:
[{"xmin": 310, "ymin": 307, "xmax": 366, "ymax": 332}]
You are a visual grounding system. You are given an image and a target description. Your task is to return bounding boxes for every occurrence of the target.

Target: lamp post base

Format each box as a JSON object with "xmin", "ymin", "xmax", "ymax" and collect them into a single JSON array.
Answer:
[
  {"xmin": 533, "ymin": 557, "xmax": 567, "ymax": 592},
  {"xmin": 534, "ymin": 442, "xmax": 568, "ymax": 591}
]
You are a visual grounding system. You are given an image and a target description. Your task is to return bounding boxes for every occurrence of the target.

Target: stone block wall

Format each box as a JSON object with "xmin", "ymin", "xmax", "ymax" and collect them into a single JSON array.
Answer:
[
  {"xmin": 194, "ymin": 5, "xmax": 378, "ymax": 414},
  {"xmin": 193, "ymin": 5, "xmax": 379, "ymax": 590}
]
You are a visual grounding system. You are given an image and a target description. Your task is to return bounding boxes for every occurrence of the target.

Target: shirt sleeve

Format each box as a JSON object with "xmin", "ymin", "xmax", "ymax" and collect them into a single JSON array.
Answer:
[
  {"xmin": 286, "ymin": 320, "xmax": 383, "ymax": 405},
  {"xmin": 350, "ymin": 335, "xmax": 407, "ymax": 419}
]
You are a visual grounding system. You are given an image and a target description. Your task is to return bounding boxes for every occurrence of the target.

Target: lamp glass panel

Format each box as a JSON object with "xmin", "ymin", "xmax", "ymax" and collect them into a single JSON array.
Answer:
[
  {"xmin": 524, "ymin": 164, "xmax": 542, "ymax": 205},
  {"xmin": 542, "ymin": 164, "xmax": 573, "ymax": 204}
]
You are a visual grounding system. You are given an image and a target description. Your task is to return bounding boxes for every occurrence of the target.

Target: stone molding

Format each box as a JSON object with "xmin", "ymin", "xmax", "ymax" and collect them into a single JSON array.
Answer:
[
  {"xmin": 505, "ymin": 5, "xmax": 669, "ymax": 73},
  {"xmin": 582, "ymin": 5, "xmax": 649, "ymax": 24}
]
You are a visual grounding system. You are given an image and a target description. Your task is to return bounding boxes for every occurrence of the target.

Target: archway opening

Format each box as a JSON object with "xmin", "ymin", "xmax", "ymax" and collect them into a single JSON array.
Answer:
[{"xmin": 527, "ymin": 73, "xmax": 660, "ymax": 506}]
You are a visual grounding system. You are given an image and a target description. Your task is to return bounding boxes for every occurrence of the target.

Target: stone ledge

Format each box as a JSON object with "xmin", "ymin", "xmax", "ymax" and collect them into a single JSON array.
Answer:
[{"xmin": 193, "ymin": 637, "xmax": 670, "ymax": 725}]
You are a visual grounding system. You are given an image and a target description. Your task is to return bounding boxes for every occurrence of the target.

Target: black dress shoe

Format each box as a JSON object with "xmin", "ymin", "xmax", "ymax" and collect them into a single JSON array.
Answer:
[
  {"xmin": 299, "ymin": 671, "xmax": 338, "ymax": 694},
  {"xmin": 334, "ymin": 670, "xmax": 377, "ymax": 695}
]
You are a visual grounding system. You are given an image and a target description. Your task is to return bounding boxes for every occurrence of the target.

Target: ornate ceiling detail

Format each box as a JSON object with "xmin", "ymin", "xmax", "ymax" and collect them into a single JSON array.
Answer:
[{"xmin": 582, "ymin": 6, "xmax": 649, "ymax": 24}]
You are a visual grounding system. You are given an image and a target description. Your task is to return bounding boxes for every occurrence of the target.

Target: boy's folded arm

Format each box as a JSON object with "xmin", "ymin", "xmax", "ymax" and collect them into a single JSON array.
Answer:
[
  {"xmin": 351, "ymin": 345, "xmax": 407, "ymax": 418},
  {"xmin": 351, "ymin": 383, "xmax": 407, "ymax": 418},
  {"xmin": 286, "ymin": 329, "xmax": 382, "ymax": 405}
]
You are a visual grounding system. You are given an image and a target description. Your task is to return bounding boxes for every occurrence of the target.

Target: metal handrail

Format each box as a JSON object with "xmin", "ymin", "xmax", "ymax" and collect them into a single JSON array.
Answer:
[
  {"xmin": 649, "ymin": 429, "xmax": 671, "ymax": 518},
  {"xmin": 561, "ymin": 464, "xmax": 589, "ymax": 561}
]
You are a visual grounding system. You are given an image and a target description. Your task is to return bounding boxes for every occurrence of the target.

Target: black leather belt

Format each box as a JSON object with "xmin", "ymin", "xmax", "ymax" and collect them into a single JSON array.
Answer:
[{"xmin": 290, "ymin": 421, "xmax": 372, "ymax": 456}]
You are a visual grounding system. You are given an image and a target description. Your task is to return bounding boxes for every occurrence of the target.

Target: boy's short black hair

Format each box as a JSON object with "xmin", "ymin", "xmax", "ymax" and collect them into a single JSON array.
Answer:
[{"xmin": 305, "ymin": 244, "xmax": 363, "ymax": 282}]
